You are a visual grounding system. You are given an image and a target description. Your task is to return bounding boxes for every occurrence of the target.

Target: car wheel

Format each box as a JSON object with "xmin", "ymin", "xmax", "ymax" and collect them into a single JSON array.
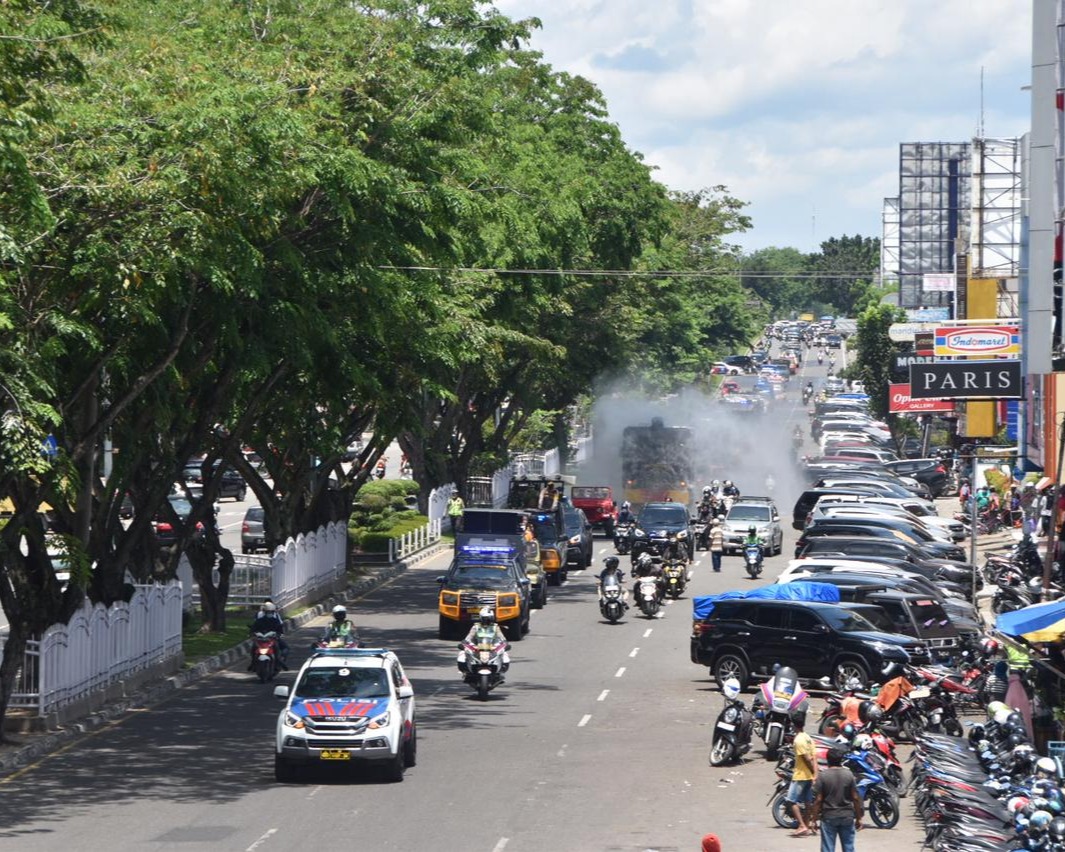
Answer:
[
  {"xmin": 238, "ymin": 487, "xmax": 247, "ymax": 502},
  {"xmin": 384, "ymin": 748, "xmax": 405, "ymax": 783},
  {"xmin": 583, "ymin": 547, "xmax": 592, "ymax": 567},
  {"xmin": 438, "ymin": 616, "xmax": 458, "ymax": 641},
  {"xmin": 403, "ymin": 722, "xmax": 417, "ymax": 767},
  {"xmin": 505, "ymin": 620, "xmax": 524, "ymax": 642},
  {"xmin": 242, "ymin": 546, "xmax": 250, "ymax": 555},
  {"xmin": 833, "ymin": 660, "xmax": 869, "ymax": 692},
  {"xmin": 274, "ymin": 754, "xmax": 297, "ymax": 783},
  {"xmin": 713, "ymin": 653, "xmax": 749, "ymax": 691}
]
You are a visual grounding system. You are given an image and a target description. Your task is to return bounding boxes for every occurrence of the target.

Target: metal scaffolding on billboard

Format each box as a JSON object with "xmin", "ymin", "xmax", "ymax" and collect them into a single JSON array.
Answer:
[
  {"xmin": 881, "ymin": 196, "xmax": 900, "ymax": 286},
  {"xmin": 897, "ymin": 142, "xmax": 972, "ymax": 310},
  {"xmin": 970, "ymin": 137, "xmax": 1021, "ymax": 279}
]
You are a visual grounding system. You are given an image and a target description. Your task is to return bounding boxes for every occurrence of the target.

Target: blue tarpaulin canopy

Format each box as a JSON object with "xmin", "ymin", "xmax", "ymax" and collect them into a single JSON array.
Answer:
[
  {"xmin": 692, "ymin": 582, "xmax": 841, "ymax": 621},
  {"xmin": 995, "ymin": 599, "xmax": 1065, "ymax": 637}
]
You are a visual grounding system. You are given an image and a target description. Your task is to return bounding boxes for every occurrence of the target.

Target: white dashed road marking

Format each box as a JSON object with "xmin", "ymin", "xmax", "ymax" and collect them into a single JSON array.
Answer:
[
  {"xmin": 597, "ymin": 689, "xmax": 610, "ymax": 701},
  {"xmin": 629, "ymin": 647, "xmax": 639, "ymax": 658},
  {"xmin": 246, "ymin": 829, "xmax": 278, "ymax": 852},
  {"xmin": 615, "ymin": 667, "xmax": 626, "ymax": 677},
  {"xmin": 578, "ymin": 714, "xmax": 592, "ymax": 727},
  {"xmin": 492, "ymin": 839, "xmax": 510, "ymax": 852},
  {"xmin": 643, "ymin": 628, "xmax": 653, "ymax": 638}
]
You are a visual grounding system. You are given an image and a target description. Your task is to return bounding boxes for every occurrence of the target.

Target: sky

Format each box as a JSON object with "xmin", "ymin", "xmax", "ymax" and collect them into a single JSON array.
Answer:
[{"xmin": 494, "ymin": 0, "xmax": 1033, "ymax": 254}]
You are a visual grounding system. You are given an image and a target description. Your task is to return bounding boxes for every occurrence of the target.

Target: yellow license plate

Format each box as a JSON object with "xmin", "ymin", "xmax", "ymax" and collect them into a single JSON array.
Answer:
[
  {"xmin": 319, "ymin": 749, "xmax": 351, "ymax": 761},
  {"xmin": 467, "ymin": 608, "xmax": 482, "ymax": 616}
]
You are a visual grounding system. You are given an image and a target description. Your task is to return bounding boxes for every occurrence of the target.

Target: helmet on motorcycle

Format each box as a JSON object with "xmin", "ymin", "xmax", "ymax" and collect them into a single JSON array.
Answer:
[
  {"xmin": 622, "ymin": 501, "xmax": 631, "ymax": 510},
  {"xmin": 839, "ymin": 722, "xmax": 857, "ymax": 741},
  {"xmin": 725, "ymin": 480, "xmax": 733, "ymax": 488},
  {"xmin": 853, "ymin": 733, "xmax": 873, "ymax": 752},
  {"xmin": 262, "ymin": 601, "xmax": 277, "ymax": 612},
  {"xmin": 981, "ymin": 637, "xmax": 1001, "ymax": 655},
  {"xmin": 1008, "ymin": 796, "xmax": 1031, "ymax": 814},
  {"xmin": 1006, "ymin": 711, "xmax": 1025, "ymax": 729},
  {"xmin": 722, "ymin": 678, "xmax": 741, "ymax": 701},
  {"xmin": 1037, "ymin": 757, "xmax": 1059, "ymax": 779},
  {"xmin": 993, "ymin": 708, "xmax": 1012, "ymax": 726},
  {"xmin": 1032, "ymin": 810, "xmax": 1054, "ymax": 831},
  {"xmin": 863, "ymin": 705, "xmax": 883, "ymax": 728},
  {"xmin": 702, "ymin": 486, "xmax": 711, "ymax": 497},
  {"xmin": 1053, "ymin": 816, "xmax": 1065, "ymax": 839},
  {"xmin": 331, "ymin": 605, "xmax": 347, "ymax": 621},
  {"xmin": 747, "ymin": 525, "xmax": 757, "ymax": 537},
  {"xmin": 637, "ymin": 552, "xmax": 654, "ymax": 569},
  {"xmin": 478, "ymin": 606, "xmax": 495, "ymax": 625},
  {"xmin": 712, "ymin": 517, "xmax": 721, "ymax": 526},
  {"xmin": 711, "ymin": 479, "xmax": 720, "ymax": 489},
  {"xmin": 603, "ymin": 555, "xmax": 620, "ymax": 571},
  {"xmin": 986, "ymin": 700, "xmax": 1008, "ymax": 719},
  {"xmin": 1008, "ymin": 732, "xmax": 1029, "ymax": 749},
  {"xmin": 858, "ymin": 700, "xmax": 875, "ymax": 724}
]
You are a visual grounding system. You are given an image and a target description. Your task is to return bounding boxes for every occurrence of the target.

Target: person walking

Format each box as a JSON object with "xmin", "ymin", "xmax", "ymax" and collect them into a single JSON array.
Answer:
[
  {"xmin": 446, "ymin": 492, "xmax": 465, "ymax": 535},
  {"xmin": 787, "ymin": 707, "xmax": 818, "ymax": 837},
  {"xmin": 708, "ymin": 518, "xmax": 724, "ymax": 573},
  {"xmin": 808, "ymin": 746, "xmax": 863, "ymax": 852}
]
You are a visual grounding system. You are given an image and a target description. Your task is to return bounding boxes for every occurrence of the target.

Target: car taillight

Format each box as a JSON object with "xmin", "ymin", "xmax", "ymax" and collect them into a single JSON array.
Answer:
[
  {"xmin": 935, "ymin": 465, "xmax": 945, "ymax": 474},
  {"xmin": 242, "ymin": 523, "xmax": 250, "ymax": 533},
  {"xmin": 692, "ymin": 621, "xmax": 709, "ymax": 637},
  {"xmin": 805, "ymin": 512, "xmax": 812, "ymax": 526},
  {"xmin": 157, "ymin": 522, "xmax": 172, "ymax": 532}
]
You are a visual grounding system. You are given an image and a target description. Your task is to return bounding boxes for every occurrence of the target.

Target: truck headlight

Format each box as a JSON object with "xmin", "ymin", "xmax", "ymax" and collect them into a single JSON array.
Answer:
[
  {"xmin": 284, "ymin": 711, "xmax": 305, "ymax": 729},
  {"xmin": 368, "ymin": 712, "xmax": 391, "ymax": 730},
  {"xmin": 676, "ymin": 530, "xmax": 688, "ymax": 539}
]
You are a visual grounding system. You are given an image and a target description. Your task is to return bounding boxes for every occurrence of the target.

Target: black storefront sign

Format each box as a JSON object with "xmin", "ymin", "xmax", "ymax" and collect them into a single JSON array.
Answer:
[{"xmin": 908, "ymin": 360, "xmax": 1022, "ymax": 399}]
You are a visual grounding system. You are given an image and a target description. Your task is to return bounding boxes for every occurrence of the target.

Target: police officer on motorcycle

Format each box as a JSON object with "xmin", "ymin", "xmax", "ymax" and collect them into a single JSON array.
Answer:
[
  {"xmin": 597, "ymin": 555, "xmax": 629, "ymax": 608},
  {"xmin": 631, "ymin": 551, "xmax": 662, "ymax": 601},
  {"xmin": 617, "ymin": 501, "xmax": 635, "ymax": 525}
]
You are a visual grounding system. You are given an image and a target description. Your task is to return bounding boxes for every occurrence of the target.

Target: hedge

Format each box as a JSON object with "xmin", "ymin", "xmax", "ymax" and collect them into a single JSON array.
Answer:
[{"xmin": 354, "ymin": 514, "xmax": 430, "ymax": 553}]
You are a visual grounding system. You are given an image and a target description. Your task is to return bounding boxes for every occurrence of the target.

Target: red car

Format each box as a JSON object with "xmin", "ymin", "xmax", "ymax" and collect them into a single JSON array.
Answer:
[{"xmin": 570, "ymin": 486, "xmax": 617, "ymax": 536}]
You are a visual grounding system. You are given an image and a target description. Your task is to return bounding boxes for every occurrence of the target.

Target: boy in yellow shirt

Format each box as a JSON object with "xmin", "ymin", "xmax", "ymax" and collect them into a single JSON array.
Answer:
[{"xmin": 787, "ymin": 706, "xmax": 818, "ymax": 837}]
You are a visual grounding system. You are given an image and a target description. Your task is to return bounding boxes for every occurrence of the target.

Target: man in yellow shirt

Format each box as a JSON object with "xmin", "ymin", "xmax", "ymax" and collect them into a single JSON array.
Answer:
[{"xmin": 787, "ymin": 705, "xmax": 818, "ymax": 837}]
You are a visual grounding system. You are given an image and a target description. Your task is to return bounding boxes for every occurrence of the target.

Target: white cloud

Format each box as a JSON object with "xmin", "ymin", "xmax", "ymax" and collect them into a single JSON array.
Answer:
[{"xmin": 495, "ymin": 0, "xmax": 1033, "ymax": 250}]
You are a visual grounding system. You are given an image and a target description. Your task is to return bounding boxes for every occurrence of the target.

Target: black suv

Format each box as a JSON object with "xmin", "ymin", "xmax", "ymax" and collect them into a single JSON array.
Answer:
[
  {"xmin": 437, "ymin": 532, "xmax": 532, "ymax": 641},
  {"xmin": 690, "ymin": 598, "xmax": 928, "ymax": 691},
  {"xmin": 562, "ymin": 505, "xmax": 593, "ymax": 567},
  {"xmin": 630, "ymin": 501, "xmax": 694, "ymax": 562},
  {"xmin": 883, "ymin": 459, "xmax": 950, "ymax": 497},
  {"xmin": 212, "ymin": 462, "xmax": 247, "ymax": 501},
  {"xmin": 796, "ymin": 517, "xmax": 966, "ymax": 561}
]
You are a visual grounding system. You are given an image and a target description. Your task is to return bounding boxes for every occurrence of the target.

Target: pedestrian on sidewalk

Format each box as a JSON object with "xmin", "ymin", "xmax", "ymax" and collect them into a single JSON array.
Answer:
[
  {"xmin": 1040, "ymin": 488, "xmax": 1053, "ymax": 537},
  {"xmin": 808, "ymin": 746, "xmax": 863, "ymax": 852},
  {"xmin": 447, "ymin": 492, "xmax": 465, "ymax": 535},
  {"xmin": 787, "ymin": 708, "xmax": 818, "ymax": 837},
  {"xmin": 709, "ymin": 518, "xmax": 724, "ymax": 573}
]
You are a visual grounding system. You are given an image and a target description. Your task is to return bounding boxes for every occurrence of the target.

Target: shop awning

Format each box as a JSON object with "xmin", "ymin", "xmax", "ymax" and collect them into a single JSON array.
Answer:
[{"xmin": 995, "ymin": 599, "xmax": 1065, "ymax": 638}]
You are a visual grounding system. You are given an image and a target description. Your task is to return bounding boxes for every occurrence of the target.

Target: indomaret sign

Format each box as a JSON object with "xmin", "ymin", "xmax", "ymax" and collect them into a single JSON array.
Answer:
[{"xmin": 908, "ymin": 360, "xmax": 1022, "ymax": 399}]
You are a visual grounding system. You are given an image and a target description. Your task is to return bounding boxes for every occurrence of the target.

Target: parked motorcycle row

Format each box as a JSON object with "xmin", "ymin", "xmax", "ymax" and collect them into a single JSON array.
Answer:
[
  {"xmin": 912, "ymin": 700, "xmax": 1065, "ymax": 851},
  {"xmin": 984, "ymin": 534, "xmax": 1065, "ymax": 616}
]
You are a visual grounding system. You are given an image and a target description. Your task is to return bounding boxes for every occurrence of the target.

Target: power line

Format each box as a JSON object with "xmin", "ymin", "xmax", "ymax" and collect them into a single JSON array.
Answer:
[{"xmin": 377, "ymin": 265, "xmax": 879, "ymax": 280}]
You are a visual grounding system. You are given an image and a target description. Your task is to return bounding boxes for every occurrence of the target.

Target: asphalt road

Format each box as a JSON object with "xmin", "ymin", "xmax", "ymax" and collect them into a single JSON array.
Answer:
[{"xmin": 0, "ymin": 342, "xmax": 937, "ymax": 852}]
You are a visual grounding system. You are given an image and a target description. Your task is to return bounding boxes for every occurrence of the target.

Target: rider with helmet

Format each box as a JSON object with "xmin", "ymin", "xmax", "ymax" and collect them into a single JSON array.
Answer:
[
  {"xmin": 617, "ymin": 500, "xmax": 636, "ymax": 525},
  {"xmin": 631, "ymin": 551, "xmax": 663, "ymax": 601},
  {"xmin": 743, "ymin": 525, "xmax": 761, "ymax": 549},
  {"xmin": 322, "ymin": 604, "xmax": 358, "ymax": 645},
  {"xmin": 723, "ymin": 480, "xmax": 740, "ymax": 498},
  {"xmin": 249, "ymin": 599, "xmax": 289, "ymax": 670},
  {"xmin": 457, "ymin": 607, "xmax": 510, "ymax": 676},
  {"xmin": 597, "ymin": 556, "xmax": 628, "ymax": 609}
]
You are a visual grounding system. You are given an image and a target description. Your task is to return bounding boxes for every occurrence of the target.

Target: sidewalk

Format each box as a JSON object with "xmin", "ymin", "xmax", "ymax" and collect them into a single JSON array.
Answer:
[{"xmin": 0, "ymin": 540, "xmax": 448, "ymax": 776}]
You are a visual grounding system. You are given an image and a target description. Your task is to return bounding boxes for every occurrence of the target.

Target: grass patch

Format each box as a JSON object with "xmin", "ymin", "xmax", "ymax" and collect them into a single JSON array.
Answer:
[{"xmin": 182, "ymin": 610, "xmax": 254, "ymax": 666}]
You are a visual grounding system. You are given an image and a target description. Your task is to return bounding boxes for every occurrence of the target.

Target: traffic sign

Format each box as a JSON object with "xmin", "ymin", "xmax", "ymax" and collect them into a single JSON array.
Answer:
[
  {"xmin": 41, "ymin": 434, "xmax": 58, "ymax": 458},
  {"xmin": 888, "ymin": 322, "xmax": 937, "ymax": 342}
]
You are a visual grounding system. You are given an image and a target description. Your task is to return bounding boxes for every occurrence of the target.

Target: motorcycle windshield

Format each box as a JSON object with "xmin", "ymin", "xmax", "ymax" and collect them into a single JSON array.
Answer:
[
  {"xmin": 768, "ymin": 675, "xmax": 799, "ymax": 711},
  {"xmin": 602, "ymin": 575, "xmax": 620, "ymax": 590}
]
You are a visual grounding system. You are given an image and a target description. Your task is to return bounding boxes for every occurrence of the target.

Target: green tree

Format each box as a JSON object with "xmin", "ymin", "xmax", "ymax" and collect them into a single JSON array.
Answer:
[
  {"xmin": 851, "ymin": 302, "xmax": 905, "ymax": 420},
  {"xmin": 740, "ymin": 246, "xmax": 808, "ymax": 315},
  {"xmin": 807, "ymin": 234, "xmax": 880, "ymax": 316}
]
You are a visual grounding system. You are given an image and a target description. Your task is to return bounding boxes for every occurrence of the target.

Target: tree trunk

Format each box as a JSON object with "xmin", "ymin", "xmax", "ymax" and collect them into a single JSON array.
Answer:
[{"xmin": 0, "ymin": 626, "xmax": 27, "ymax": 744}]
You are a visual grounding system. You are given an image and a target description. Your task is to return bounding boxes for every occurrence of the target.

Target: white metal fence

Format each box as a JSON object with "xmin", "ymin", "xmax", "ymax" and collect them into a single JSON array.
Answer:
[
  {"xmin": 0, "ymin": 582, "xmax": 183, "ymax": 715},
  {"xmin": 427, "ymin": 483, "xmax": 456, "ymax": 523},
  {"xmin": 388, "ymin": 518, "xmax": 442, "ymax": 561},
  {"xmin": 176, "ymin": 521, "xmax": 347, "ymax": 612}
]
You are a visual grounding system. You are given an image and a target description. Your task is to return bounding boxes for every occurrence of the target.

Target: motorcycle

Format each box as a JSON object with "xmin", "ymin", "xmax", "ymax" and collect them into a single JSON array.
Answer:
[
  {"xmin": 613, "ymin": 522, "xmax": 635, "ymax": 555},
  {"xmin": 743, "ymin": 542, "xmax": 763, "ymax": 579},
  {"xmin": 598, "ymin": 572, "xmax": 627, "ymax": 623},
  {"xmin": 663, "ymin": 558, "xmax": 687, "ymax": 599},
  {"xmin": 752, "ymin": 667, "xmax": 808, "ymax": 759},
  {"xmin": 709, "ymin": 693, "xmax": 754, "ymax": 766},
  {"xmin": 458, "ymin": 638, "xmax": 509, "ymax": 700},
  {"xmin": 635, "ymin": 574, "xmax": 662, "ymax": 618},
  {"xmin": 252, "ymin": 631, "xmax": 281, "ymax": 683}
]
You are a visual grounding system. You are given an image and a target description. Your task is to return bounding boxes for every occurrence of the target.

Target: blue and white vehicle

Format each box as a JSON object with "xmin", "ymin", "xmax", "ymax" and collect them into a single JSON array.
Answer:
[{"xmin": 273, "ymin": 647, "xmax": 416, "ymax": 783}]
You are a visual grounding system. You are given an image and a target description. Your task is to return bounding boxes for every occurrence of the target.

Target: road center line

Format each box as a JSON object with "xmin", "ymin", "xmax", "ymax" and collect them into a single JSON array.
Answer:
[
  {"xmin": 629, "ymin": 647, "xmax": 639, "ymax": 658},
  {"xmin": 597, "ymin": 689, "xmax": 610, "ymax": 701},
  {"xmin": 578, "ymin": 714, "xmax": 592, "ymax": 727},
  {"xmin": 246, "ymin": 828, "xmax": 278, "ymax": 852},
  {"xmin": 643, "ymin": 628, "xmax": 653, "ymax": 638},
  {"xmin": 491, "ymin": 839, "xmax": 510, "ymax": 852},
  {"xmin": 615, "ymin": 667, "xmax": 626, "ymax": 677}
]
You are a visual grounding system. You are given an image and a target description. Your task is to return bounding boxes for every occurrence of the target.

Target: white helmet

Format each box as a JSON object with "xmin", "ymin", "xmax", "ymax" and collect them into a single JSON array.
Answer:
[
  {"xmin": 853, "ymin": 733, "xmax": 874, "ymax": 752},
  {"xmin": 332, "ymin": 605, "xmax": 347, "ymax": 619},
  {"xmin": 479, "ymin": 606, "xmax": 495, "ymax": 625},
  {"xmin": 263, "ymin": 601, "xmax": 277, "ymax": 612},
  {"xmin": 711, "ymin": 479, "xmax": 720, "ymax": 489},
  {"xmin": 722, "ymin": 677, "xmax": 741, "ymax": 700},
  {"xmin": 702, "ymin": 486, "xmax": 711, "ymax": 497},
  {"xmin": 1036, "ymin": 756, "xmax": 1058, "ymax": 778},
  {"xmin": 993, "ymin": 708, "xmax": 1012, "ymax": 726}
]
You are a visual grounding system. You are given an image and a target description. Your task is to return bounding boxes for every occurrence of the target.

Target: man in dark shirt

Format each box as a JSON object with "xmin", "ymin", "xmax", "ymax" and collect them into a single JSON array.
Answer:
[{"xmin": 808, "ymin": 746, "xmax": 863, "ymax": 851}]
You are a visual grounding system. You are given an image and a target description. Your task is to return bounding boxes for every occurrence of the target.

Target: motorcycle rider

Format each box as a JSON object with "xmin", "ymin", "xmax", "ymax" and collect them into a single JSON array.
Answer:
[
  {"xmin": 723, "ymin": 480, "xmax": 740, "ymax": 499},
  {"xmin": 457, "ymin": 606, "xmax": 510, "ymax": 677},
  {"xmin": 596, "ymin": 555, "xmax": 628, "ymax": 609},
  {"xmin": 321, "ymin": 604, "xmax": 358, "ymax": 645},
  {"xmin": 248, "ymin": 600, "xmax": 289, "ymax": 670},
  {"xmin": 803, "ymin": 381, "xmax": 814, "ymax": 403},
  {"xmin": 631, "ymin": 551, "xmax": 662, "ymax": 602},
  {"xmin": 617, "ymin": 500, "xmax": 636, "ymax": 525}
]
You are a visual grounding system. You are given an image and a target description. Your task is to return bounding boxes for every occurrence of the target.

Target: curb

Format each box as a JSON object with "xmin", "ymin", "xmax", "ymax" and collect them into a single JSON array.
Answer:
[{"xmin": 0, "ymin": 541, "xmax": 448, "ymax": 776}]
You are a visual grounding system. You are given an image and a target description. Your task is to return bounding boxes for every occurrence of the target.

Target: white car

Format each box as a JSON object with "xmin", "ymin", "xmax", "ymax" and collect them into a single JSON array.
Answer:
[
  {"xmin": 814, "ymin": 495, "xmax": 966, "ymax": 542},
  {"xmin": 776, "ymin": 557, "xmax": 920, "ymax": 584},
  {"xmin": 722, "ymin": 498, "xmax": 784, "ymax": 554},
  {"xmin": 273, "ymin": 647, "xmax": 416, "ymax": 783}
]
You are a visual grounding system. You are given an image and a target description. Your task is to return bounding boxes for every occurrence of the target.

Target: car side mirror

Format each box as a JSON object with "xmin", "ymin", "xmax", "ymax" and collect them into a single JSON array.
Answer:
[
  {"xmin": 436, "ymin": 576, "xmax": 446, "ymax": 584},
  {"xmin": 397, "ymin": 684, "xmax": 414, "ymax": 700},
  {"xmin": 815, "ymin": 624, "xmax": 830, "ymax": 633},
  {"xmin": 273, "ymin": 685, "xmax": 289, "ymax": 699}
]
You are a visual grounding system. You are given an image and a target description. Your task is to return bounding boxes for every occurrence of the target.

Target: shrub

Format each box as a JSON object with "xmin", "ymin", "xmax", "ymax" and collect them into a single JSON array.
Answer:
[{"xmin": 356, "ymin": 514, "xmax": 430, "ymax": 553}]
